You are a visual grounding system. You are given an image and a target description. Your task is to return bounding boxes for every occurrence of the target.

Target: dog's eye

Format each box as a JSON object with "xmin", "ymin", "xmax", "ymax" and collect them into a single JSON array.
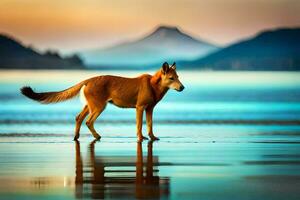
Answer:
[{"xmin": 169, "ymin": 77, "xmax": 174, "ymax": 80}]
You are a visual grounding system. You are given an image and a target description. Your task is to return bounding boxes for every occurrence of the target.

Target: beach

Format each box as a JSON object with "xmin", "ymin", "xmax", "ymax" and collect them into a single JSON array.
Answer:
[{"xmin": 0, "ymin": 70, "xmax": 300, "ymax": 199}]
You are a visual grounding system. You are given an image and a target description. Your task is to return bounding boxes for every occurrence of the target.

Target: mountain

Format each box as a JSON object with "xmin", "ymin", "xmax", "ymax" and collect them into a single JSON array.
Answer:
[
  {"xmin": 0, "ymin": 34, "xmax": 84, "ymax": 69},
  {"xmin": 80, "ymin": 25, "xmax": 218, "ymax": 68},
  {"xmin": 180, "ymin": 28, "xmax": 300, "ymax": 70}
]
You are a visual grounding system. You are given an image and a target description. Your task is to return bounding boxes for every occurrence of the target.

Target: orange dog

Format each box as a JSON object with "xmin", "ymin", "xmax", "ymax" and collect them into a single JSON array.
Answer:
[{"xmin": 21, "ymin": 62, "xmax": 184, "ymax": 142}]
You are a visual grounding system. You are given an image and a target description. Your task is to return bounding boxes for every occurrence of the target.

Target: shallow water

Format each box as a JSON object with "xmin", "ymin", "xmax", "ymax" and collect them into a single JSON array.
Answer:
[{"xmin": 0, "ymin": 70, "xmax": 300, "ymax": 199}]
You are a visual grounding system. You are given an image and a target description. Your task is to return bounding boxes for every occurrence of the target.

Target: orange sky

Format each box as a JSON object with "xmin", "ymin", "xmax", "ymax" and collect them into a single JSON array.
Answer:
[{"xmin": 0, "ymin": 0, "xmax": 299, "ymax": 53}]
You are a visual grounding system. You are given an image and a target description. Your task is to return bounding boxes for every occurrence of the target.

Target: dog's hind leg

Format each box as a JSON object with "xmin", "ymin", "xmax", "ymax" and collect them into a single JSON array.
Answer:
[
  {"xmin": 74, "ymin": 105, "xmax": 89, "ymax": 140},
  {"xmin": 86, "ymin": 102, "xmax": 106, "ymax": 140}
]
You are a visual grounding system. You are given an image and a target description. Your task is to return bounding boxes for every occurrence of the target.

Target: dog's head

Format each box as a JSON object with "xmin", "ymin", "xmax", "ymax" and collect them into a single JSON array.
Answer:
[{"xmin": 160, "ymin": 62, "xmax": 185, "ymax": 92}]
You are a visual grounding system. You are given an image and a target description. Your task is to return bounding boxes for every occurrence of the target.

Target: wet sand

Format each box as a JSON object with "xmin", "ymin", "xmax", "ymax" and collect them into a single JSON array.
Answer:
[{"xmin": 0, "ymin": 129, "xmax": 300, "ymax": 200}]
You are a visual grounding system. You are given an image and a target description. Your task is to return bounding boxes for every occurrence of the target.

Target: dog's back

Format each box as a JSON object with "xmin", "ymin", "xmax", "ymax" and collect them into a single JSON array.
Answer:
[{"xmin": 83, "ymin": 75, "xmax": 153, "ymax": 108}]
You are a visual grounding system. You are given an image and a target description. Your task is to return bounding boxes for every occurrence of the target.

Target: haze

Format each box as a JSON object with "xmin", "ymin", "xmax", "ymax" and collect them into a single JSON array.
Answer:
[{"xmin": 0, "ymin": 0, "xmax": 299, "ymax": 53}]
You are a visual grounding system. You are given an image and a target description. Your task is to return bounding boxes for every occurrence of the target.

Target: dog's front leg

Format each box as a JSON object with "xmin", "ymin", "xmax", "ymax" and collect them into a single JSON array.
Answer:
[
  {"xmin": 136, "ymin": 106, "xmax": 148, "ymax": 142},
  {"xmin": 146, "ymin": 107, "xmax": 159, "ymax": 140}
]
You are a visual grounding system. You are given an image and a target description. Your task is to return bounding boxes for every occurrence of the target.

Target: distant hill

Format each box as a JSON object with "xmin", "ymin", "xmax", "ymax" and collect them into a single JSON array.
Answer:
[
  {"xmin": 80, "ymin": 25, "xmax": 218, "ymax": 68},
  {"xmin": 0, "ymin": 34, "xmax": 84, "ymax": 69},
  {"xmin": 180, "ymin": 28, "xmax": 300, "ymax": 70}
]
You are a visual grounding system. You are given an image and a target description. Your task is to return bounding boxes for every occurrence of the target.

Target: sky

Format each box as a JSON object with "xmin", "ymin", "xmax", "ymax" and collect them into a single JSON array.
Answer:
[{"xmin": 0, "ymin": 0, "xmax": 299, "ymax": 53}]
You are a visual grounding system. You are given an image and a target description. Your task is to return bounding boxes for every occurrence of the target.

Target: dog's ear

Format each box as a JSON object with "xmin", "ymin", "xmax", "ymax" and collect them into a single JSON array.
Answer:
[
  {"xmin": 171, "ymin": 62, "xmax": 176, "ymax": 70},
  {"xmin": 161, "ymin": 62, "xmax": 169, "ymax": 74}
]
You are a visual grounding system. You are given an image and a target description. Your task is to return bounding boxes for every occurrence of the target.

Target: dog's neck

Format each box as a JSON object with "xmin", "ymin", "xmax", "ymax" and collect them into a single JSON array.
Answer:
[{"xmin": 150, "ymin": 70, "xmax": 169, "ymax": 102}]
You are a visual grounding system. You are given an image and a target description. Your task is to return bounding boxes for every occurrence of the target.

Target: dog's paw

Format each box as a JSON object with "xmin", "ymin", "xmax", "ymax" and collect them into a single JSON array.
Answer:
[
  {"xmin": 142, "ymin": 136, "xmax": 148, "ymax": 140},
  {"xmin": 73, "ymin": 136, "xmax": 79, "ymax": 141},
  {"xmin": 137, "ymin": 136, "xmax": 148, "ymax": 142},
  {"xmin": 150, "ymin": 136, "xmax": 160, "ymax": 141},
  {"xmin": 93, "ymin": 134, "xmax": 101, "ymax": 140},
  {"xmin": 137, "ymin": 138, "xmax": 143, "ymax": 143}
]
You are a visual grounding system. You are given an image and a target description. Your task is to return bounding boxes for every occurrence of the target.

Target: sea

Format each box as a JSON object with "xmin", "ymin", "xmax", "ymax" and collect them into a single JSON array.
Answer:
[{"xmin": 0, "ymin": 70, "xmax": 299, "ymax": 200}]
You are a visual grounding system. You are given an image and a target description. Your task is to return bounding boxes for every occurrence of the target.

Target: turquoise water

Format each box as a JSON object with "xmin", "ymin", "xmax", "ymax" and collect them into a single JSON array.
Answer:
[{"xmin": 0, "ymin": 71, "xmax": 300, "ymax": 199}]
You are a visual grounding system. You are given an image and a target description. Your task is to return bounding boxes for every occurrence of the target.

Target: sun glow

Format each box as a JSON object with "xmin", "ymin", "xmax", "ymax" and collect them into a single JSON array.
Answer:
[{"xmin": 0, "ymin": 0, "xmax": 299, "ymax": 52}]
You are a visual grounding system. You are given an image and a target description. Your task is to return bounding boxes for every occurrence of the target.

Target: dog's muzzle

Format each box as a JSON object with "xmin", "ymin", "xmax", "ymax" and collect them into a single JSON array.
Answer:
[{"xmin": 177, "ymin": 85, "xmax": 185, "ymax": 92}]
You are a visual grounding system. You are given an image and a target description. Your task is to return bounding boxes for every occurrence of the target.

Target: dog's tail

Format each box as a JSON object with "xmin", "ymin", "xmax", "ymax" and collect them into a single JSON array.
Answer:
[{"xmin": 20, "ymin": 80, "xmax": 88, "ymax": 104}]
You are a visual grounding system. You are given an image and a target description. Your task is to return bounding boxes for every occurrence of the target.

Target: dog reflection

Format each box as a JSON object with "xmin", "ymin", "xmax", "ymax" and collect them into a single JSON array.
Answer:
[{"xmin": 75, "ymin": 141, "xmax": 169, "ymax": 199}]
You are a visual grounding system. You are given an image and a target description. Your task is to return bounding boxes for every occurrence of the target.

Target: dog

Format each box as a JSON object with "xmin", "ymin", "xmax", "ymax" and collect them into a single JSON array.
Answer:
[{"xmin": 20, "ymin": 62, "xmax": 185, "ymax": 142}]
